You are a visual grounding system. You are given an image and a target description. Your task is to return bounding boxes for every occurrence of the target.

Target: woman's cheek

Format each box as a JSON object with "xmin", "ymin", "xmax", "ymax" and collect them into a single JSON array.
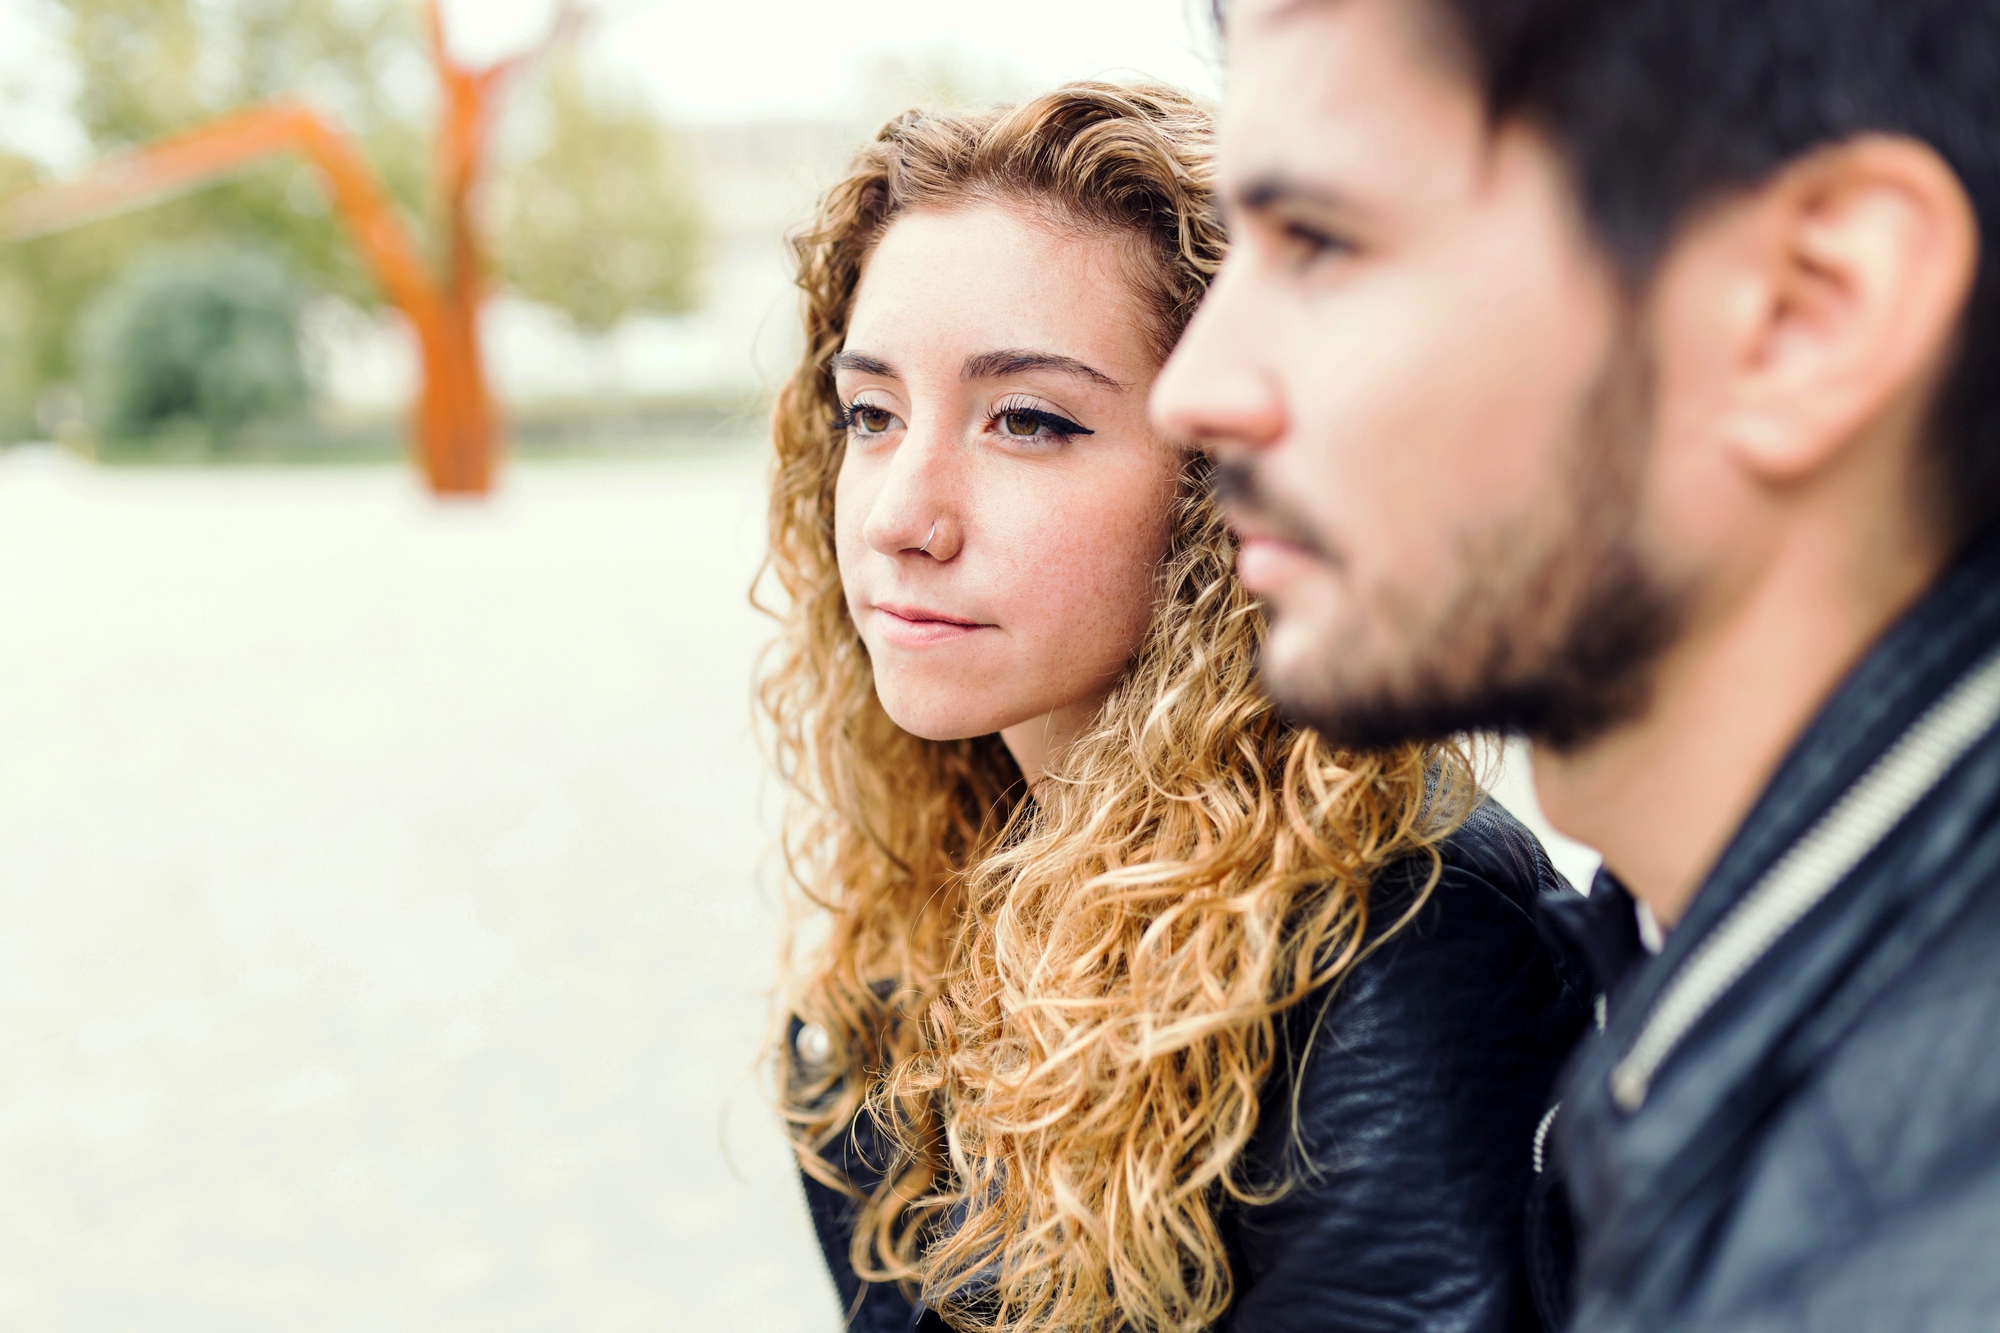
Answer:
[
  {"xmin": 831, "ymin": 458, "xmax": 869, "ymax": 590},
  {"xmin": 1031, "ymin": 486, "xmax": 1170, "ymax": 684}
]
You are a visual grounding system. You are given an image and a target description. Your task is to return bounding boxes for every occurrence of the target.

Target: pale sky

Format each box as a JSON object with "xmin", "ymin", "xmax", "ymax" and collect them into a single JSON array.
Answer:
[
  {"xmin": 0, "ymin": 0, "xmax": 1224, "ymax": 167},
  {"xmin": 473, "ymin": 0, "xmax": 1221, "ymax": 121}
]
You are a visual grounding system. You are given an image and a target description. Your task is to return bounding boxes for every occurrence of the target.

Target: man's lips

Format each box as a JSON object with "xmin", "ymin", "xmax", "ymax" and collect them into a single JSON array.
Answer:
[
  {"xmin": 871, "ymin": 603, "xmax": 992, "ymax": 647},
  {"xmin": 1220, "ymin": 498, "xmax": 1333, "ymax": 598},
  {"xmin": 1232, "ymin": 532, "xmax": 1330, "ymax": 597}
]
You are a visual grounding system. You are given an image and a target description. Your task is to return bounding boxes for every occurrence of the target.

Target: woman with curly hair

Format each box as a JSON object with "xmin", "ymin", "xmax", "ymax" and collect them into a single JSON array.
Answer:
[{"xmin": 759, "ymin": 82, "xmax": 1589, "ymax": 1333}]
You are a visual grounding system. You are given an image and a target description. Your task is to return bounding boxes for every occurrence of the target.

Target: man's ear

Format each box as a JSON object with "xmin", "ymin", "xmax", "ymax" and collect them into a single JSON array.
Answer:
[{"xmin": 1671, "ymin": 135, "xmax": 1979, "ymax": 484}]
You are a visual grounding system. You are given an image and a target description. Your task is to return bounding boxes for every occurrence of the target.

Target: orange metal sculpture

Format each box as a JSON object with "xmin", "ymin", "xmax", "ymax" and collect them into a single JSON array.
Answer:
[{"xmin": 0, "ymin": 1, "xmax": 574, "ymax": 495}]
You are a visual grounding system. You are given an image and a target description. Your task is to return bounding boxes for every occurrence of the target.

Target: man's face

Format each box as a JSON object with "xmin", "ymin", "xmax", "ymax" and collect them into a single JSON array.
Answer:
[{"xmin": 1152, "ymin": 0, "xmax": 1678, "ymax": 749}]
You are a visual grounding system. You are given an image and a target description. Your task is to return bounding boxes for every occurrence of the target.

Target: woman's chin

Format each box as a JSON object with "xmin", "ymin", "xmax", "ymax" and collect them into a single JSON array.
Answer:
[{"xmin": 877, "ymin": 693, "xmax": 1012, "ymax": 746}]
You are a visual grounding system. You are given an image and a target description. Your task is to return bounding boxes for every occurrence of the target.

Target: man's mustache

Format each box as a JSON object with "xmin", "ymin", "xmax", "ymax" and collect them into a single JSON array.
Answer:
[{"xmin": 1210, "ymin": 460, "xmax": 1334, "ymax": 560}]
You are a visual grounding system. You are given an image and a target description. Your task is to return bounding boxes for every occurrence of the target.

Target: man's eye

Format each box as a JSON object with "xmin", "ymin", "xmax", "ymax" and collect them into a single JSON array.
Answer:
[{"xmin": 1281, "ymin": 219, "xmax": 1352, "ymax": 265}]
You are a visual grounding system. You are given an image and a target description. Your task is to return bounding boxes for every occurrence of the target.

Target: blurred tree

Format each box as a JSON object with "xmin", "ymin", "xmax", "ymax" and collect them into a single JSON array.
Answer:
[
  {"xmin": 76, "ymin": 245, "xmax": 309, "ymax": 451},
  {"xmin": 0, "ymin": 0, "xmax": 426, "ymax": 441},
  {"xmin": 62, "ymin": 0, "xmax": 430, "ymax": 298},
  {"xmin": 855, "ymin": 46, "xmax": 1034, "ymax": 125},
  {"xmin": 492, "ymin": 55, "xmax": 701, "ymax": 333},
  {"xmin": 0, "ymin": 0, "xmax": 704, "ymax": 448},
  {"xmin": 0, "ymin": 152, "xmax": 42, "ymax": 437}
]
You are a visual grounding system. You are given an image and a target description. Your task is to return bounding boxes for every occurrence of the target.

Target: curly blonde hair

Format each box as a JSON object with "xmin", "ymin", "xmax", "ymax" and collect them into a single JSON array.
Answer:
[{"xmin": 759, "ymin": 82, "xmax": 1473, "ymax": 1333}]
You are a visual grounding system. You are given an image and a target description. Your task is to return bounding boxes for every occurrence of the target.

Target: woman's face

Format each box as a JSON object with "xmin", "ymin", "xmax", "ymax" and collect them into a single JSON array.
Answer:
[{"xmin": 834, "ymin": 203, "xmax": 1180, "ymax": 778}]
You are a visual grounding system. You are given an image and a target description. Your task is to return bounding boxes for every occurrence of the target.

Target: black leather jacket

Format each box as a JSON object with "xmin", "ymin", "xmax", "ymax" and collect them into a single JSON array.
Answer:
[
  {"xmin": 1541, "ymin": 532, "xmax": 2000, "ymax": 1332},
  {"xmin": 799, "ymin": 800, "xmax": 1592, "ymax": 1332}
]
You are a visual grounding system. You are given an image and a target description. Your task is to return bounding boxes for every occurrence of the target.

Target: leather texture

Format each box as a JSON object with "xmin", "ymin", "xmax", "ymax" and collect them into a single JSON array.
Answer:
[
  {"xmin": 1547, "ymin": 531, "xmax": 2000, "ymax": 1333},
  {"xmin": 800, "ymin": 800, "xmax": 1592, "ymax": 1332}
]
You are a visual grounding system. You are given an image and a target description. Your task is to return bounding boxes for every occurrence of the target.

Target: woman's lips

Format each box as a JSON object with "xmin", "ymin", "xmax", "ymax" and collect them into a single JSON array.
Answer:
[{"xmin": 871, "ymin": 603, "xmax": 990, "ymax": 647}]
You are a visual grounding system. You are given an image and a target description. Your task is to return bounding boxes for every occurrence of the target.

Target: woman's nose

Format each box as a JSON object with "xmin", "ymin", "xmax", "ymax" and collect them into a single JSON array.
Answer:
[{"xmin": 861, "ymin": 429, "xmax": 962, "ymax": 561}]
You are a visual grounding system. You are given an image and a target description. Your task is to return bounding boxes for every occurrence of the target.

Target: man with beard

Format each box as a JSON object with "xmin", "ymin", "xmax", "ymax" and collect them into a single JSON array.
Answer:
[{"xmin": 1153, "ymin": 1, "xmax": 2000, "ymax": 1330}]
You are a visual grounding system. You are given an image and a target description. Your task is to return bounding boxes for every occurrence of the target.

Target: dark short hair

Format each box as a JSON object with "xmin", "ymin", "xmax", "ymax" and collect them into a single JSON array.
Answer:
[{"xmin": 1232, "ymin": 0, "xmax": 2000, "ymax": 547}]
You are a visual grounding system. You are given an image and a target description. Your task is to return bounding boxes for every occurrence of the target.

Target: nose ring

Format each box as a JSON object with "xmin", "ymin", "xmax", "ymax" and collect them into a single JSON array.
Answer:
[{"xmin": 919, "ymin": 521, "xmax": 938, "ymax": 555}]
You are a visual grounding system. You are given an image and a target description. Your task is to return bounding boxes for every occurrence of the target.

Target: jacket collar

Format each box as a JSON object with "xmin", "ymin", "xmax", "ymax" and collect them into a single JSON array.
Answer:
[
  {"xmin": 1554, "ymin": 528, "xmax": 2000, "ymax": 1292},
  {"xmin": 1539, "ymin": 869, "xmax": 1643, "ymax": 1003},
  {"xmin": 1670, "ymin": 532, "xmax": 2000, "ymax": 947}
]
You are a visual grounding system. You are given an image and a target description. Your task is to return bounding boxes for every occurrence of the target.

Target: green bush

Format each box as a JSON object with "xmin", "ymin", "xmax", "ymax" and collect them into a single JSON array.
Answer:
[{"xmin": 76, "ymin": 246, "xmax": 311, "ymax": 453}]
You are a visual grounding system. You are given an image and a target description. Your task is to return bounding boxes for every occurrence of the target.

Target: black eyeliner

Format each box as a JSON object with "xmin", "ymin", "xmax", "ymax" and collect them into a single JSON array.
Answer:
[{"xmin": 998, "ymin": 407, "xmax": 1094, "ymax": 439}]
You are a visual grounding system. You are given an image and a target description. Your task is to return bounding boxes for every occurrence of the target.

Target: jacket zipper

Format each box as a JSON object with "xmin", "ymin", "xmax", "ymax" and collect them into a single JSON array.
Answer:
[{"xmin": 1609, "ymin": 646, "xmax": 2000, "ymax": 1113}]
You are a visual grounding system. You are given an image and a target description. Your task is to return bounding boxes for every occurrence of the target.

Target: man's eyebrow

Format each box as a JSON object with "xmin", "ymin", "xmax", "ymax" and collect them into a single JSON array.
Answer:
[
  {"xmin": 1262, "ymin": 0, "xmax": 1337, "ymax": 24},
  {"xmin": 1233, "ymin": 173, "xmax": 1351, "ymax": 215},
  {"xmin": 962, "ymin": 349, "xmax": 1125, "ymax": 390},
  {"xmin": 829, "ymin": 351, "xmax": 897, "ymax": 377}
]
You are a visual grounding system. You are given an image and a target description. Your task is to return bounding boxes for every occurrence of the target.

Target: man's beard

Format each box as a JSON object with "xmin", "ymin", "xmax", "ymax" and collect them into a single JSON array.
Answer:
[{"xmin": 1223, "ymin": 336, "xmax": 1685, "ymax": 754}]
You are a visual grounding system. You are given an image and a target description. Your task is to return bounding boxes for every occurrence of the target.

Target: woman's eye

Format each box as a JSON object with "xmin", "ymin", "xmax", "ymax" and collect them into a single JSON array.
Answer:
[
  {"xmin": 989, "ymin": 406, "xmax": 1091, "ymax": 443},
  {"xmin": 847, "ymin": 405, "xmax": 897, "ymax": 434}
]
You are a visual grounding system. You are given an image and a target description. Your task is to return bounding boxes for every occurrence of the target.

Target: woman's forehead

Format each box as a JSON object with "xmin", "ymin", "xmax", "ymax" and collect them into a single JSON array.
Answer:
[{"xmin": 846, "ymin": 205, "xmax": 1160, "ymax": 380}]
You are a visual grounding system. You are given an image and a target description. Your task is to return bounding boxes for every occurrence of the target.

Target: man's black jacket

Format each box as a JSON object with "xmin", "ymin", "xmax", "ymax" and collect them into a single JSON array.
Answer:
[
  {"xmin": 1542, "ymin": 532, "xmax": 2000, "ymax": 1331},
  {"xmin": 799, "ymin": 800, "xmax": 1591, "ymax": 1332}
]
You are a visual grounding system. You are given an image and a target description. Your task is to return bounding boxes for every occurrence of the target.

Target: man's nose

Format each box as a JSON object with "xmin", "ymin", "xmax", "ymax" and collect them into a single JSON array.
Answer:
[{"xmin": 1150, "ymin": 270, "xmax": 1288, "ymax": 460}]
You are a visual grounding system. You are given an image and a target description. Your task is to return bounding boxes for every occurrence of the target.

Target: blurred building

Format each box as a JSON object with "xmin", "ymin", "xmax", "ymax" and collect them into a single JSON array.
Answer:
[{"xmin": 678, "ymin": 118, "xmax": 868, "ymax": 391}]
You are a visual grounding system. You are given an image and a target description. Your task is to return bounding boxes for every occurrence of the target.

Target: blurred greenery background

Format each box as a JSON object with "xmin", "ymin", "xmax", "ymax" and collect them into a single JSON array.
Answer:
[
  {"xmin": 0, "ymin": 8, "xmax": 1269, "ymax": 1328},
  {"xmin": 0, "ymin": 8, "xmax": 1600, "ymax": 1329},
  {"xmin": 0, "ymin": 0, "xmax": 706, "ymax": 460}
]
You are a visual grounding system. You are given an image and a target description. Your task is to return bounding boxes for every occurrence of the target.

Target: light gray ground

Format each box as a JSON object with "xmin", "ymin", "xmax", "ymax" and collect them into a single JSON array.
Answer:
[
  {"xmin": 0, "ymin": 448, "xmax": 832, "ymax": 1331},
  {"xmin": 0, "ymin": 447, "xmax": 1595, "ymax": 1332}
]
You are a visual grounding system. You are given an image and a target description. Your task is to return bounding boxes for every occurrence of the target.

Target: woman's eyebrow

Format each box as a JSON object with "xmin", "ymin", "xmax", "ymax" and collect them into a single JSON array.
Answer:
[
  {"xmin": 830, "ymin": 351, "xmax": 897, "ymax": 377},
  {"xmin": 963, "ymin": 349, "xmax": 1124, "ymax": 390}
]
